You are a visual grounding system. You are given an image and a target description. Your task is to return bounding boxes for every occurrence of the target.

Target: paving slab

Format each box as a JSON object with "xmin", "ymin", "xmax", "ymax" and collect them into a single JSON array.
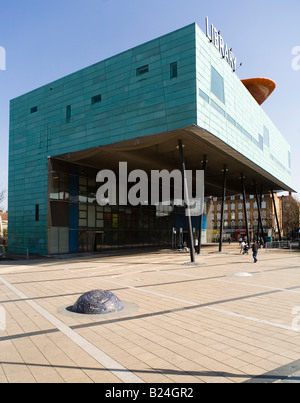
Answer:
[{"xmin": 0, "ymin": 245, "xmax": 300, "ymax": 383}]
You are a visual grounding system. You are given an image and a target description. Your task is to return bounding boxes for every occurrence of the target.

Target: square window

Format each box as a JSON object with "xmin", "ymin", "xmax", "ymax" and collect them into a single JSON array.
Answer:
[
  {"xmin": 211, "ymin": 66, "xmax": 225, "ymax": 103},
  {"xmin": 35, "ymin": 204, "xmax": 39, "ymax": 222},
  {"xmin": 96, "ymin": 220, "xmax": 104, "ymax": 228},
  {"xmin": 66, "ymin": 105, "xmax": 71, "ymax": 122},
  {"xmin": 136, "ymin": 65, "xmax": 149, "ymax": 76},
  {"xmin": 259, "ymin": 134, "xmax": 264, "ymax": 150},
  {"xmin": 170, "ymin": 62, "xmax": 177, "ymax": 79},
  {"xmin": 91, "ymin": 94, "xmax": 102, "ymax": 105},
  {"xmin": 79, "ymin": 211, "xmax": 87, "ymax": 219},
  {"xmin": 263, "ymin": 126, "xmax": 270, "ymax": 147},
  {"xmin": 30, "ymin": 106, "xmax": 38, "ymax": 114}
]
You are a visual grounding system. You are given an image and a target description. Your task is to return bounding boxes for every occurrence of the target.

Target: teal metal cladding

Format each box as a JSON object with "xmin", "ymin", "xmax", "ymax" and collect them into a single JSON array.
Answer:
[
  {"xmin": 8, "ymin": 24, "xmax": 197, "ymax": 254},
  {"xmin": 8, "ymin": 22, "xmax": 291, "ymax": 254}
]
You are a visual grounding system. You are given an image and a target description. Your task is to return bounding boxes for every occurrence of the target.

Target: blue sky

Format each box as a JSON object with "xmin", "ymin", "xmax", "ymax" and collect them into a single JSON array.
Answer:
[{"xmin": 0, "ymin": 0, "xmax": 300, "ymax": 210}]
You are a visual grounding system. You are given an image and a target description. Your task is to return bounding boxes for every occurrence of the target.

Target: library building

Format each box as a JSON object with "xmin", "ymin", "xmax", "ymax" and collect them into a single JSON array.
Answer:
[{"xmin": 8, "ymin": 19, "xmax": 293, "ymax": 255}]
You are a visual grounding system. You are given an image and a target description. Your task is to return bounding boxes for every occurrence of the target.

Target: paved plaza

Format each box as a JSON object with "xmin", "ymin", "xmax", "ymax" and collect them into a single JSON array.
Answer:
[{"xmin": 0, "ymin": 245, "xmax": 300, "ymax": 383}]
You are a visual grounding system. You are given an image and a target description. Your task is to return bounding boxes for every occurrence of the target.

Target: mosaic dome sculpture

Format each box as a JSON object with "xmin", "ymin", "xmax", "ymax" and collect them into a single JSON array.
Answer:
[{"xmin": 72, "ymin": 290, "xmax": 124, "ymax": 315}]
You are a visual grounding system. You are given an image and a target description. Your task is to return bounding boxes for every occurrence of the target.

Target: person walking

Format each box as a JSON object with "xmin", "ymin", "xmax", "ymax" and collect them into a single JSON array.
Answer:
[
  {"xmin": 183, "ymin": 241, "xmax": 189, "ymax": 253},
  {"xmin": 252, "ymin": 240, "xmax": 259, "ymax": 263},
  {"xmin": 240, "ymin": 239, "xmax": 245, "ymax": 254}
]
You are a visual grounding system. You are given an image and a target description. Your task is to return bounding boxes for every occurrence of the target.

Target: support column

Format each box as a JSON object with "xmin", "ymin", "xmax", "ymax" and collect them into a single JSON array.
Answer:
[
  {"xmin": 271, "ymin": 189, "xmax": 282, "ymax": 241},
  {"xmin": 254, "ymin": 181, "xmax": 264, "ymax": 242},
  {"xmin": 197, "ymin": 155, "xmax": 207, "ymax": 255},
  {"xmin": 219, "ymin": 165, "xmax": 227, "ymax": 253},
  {"xmin": 241, "ymin": 174, "xmax": 250, "ymax": 246},
  {"xmin": 178, "ymin": 140, "xmax": 195, "ymax": 263},
  {"xmin": 259, "ymin": 186, "xmax": 265, "ymax": 241}
]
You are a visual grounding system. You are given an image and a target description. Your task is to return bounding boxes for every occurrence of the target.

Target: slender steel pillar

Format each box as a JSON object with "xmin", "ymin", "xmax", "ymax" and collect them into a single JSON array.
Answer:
[
  {"xmin": 241, "ymin": 174, "xmax": 250, "ymax": 245},
  {"xmin": 281, "ymin": 196, "xmax": 285, "ymax": 238},
  {"xmin": 254, "ymin": 181, "xmax": 264, "ymax": 242},
  {"xmin": 256, "ymin": 206, "xmax": 261, "ymax": 241},
  {"xmin": 178, "ymin": 140, "xmax": 195, "ymax": 263},
  {"xmin": 259, "ymin": 186, "xmax": 265, "ymax": 241},
  {"xmin": 271, "ymin": 189, "xmax": 282, "ymax": 241},
  {"xmin": 197, "ymin": 155, "xmax": 207, "ymax": 255},
  {"xmin": 219, "ymin": 165, "xmax": 227, "ymax": 253}
]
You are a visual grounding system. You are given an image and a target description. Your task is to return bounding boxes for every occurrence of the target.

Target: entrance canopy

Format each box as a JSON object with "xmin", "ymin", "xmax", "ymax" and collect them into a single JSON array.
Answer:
[{"xmin": 55, "ymin": 125, "xmax": 294, "ymax": 197}]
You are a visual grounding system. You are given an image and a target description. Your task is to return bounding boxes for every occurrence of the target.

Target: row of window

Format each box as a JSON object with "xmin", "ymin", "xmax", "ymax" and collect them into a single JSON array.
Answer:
[
  {"xmin": 30, "ymin": 93, "xmax": 102, "ymax": 118},
  {"xmin": 210, "ymin": 66, "xmax": 269, "ymax": 151},
  {"xmin": 77, "ymin": 206, "xmax": 169, "ymax": 230},
  {"xmin": 214, "ymin": 220, "xmax": 269, "ymax": 229},
  {"xmin": 211, "ymin": 65, "xmax": 290, "ymax": 172},
  {"xmin": 213, "ymin": 201, "xmax": 267, "ymax": 211},
  {"xmin": 212, "ymin": 195, "xmax": 264, "ymax": 202},
  {"xmin": 136, "ymin": 62, "xmax": 178, "ymax": 79},
  {"xmin": 270, "ymin": 152, "xmax": 291, "ymax": 175},
  {"xmin": 211, "ymin": 210, "xmax": 270, "ymax": 221},
  {"xmin": 202, "ymin": 65, "xmax": 271, "ymax": 152},
  {"xmin": 200, "ymin": 84, "xmax": 266, "ymax": 152},
  {"xmin": 29, "ymin": 62, "xmax": 178, "ymax": 117}
]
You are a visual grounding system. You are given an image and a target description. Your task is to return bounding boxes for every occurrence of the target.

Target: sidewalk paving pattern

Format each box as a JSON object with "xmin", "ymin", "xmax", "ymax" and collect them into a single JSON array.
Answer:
[{"xmin": 0, "ymin": 245, "xmax": 300, "ymax": 383}]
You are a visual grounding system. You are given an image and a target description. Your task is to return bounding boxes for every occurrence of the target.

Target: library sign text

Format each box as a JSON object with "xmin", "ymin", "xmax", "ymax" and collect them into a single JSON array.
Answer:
[{"xmin": 206, "ymin": 17, "xmax": 237, "ymax": 72}]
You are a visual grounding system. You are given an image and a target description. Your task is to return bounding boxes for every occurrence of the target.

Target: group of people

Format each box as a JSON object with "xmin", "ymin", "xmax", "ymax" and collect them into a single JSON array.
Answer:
[
  {"xmin": 239, "ymin": 237, "xmax": 259, "ymax": 263},
  {"xmin": 179, "ymin": 237, "xmax": 260, "ymax": 263}
]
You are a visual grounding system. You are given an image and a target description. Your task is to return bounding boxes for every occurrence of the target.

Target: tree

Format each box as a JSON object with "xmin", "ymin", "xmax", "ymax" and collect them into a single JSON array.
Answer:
[
  {"xmin": 0, "ymin": 188, "xmax": 5, "ymax": 210},
  {"xmin": 282, "ymin": 195, "xmax": 300, "ymax": 238}
]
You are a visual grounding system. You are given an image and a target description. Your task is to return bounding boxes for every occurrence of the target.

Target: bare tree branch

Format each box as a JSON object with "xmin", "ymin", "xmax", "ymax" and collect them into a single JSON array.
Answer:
[
  {"xmin": 282, "ymin": 195, "xmax": 300, "ymax": 237},
  {"xmin": 0, "ymin": 188, "xmax": 6, "ymax": 210}
]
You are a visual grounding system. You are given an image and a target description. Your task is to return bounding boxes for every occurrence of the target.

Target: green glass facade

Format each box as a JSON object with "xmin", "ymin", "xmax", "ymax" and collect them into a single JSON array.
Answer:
[{"xmin": 8, "ymin": 23, "xmax": 292, "ymax": 254}]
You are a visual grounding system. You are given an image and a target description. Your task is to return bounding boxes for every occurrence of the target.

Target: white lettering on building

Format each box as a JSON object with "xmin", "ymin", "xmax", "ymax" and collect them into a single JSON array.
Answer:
[{"xmin": 206, "ymin": 17, "xmax": 237, "ymax": 72}]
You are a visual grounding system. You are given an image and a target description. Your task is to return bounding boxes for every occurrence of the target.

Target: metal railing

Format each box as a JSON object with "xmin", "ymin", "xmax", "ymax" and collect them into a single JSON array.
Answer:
[
  {"xmin": 265, "ymin": 241, "xmax": 300, "ymax": 252},
  {"xmin": 265, "ymin": 241, "xmax": 290, "ymax": 249},
  {"xmin": 1, "ymin": 246, "xmax": 29, "ymax": 259},
  {"xmin": 290, "ymin": 241, "xmax": 300, "ymax": 251}
]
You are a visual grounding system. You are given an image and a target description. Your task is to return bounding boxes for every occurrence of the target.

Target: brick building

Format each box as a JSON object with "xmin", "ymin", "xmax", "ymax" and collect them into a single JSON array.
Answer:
[{"xmin": 209, "ymin": 193, "xmax": 282, "ymax": 242}]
